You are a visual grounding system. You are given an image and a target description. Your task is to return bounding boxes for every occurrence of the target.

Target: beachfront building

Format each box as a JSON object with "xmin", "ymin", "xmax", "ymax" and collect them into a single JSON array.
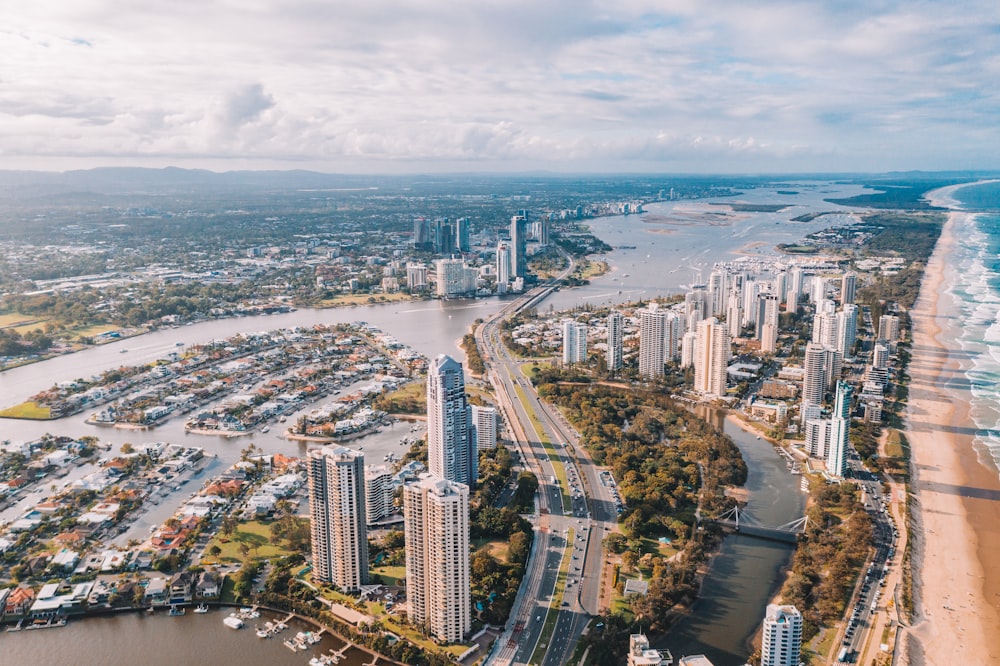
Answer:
[
  {"xmin": 878, "ymin": 314, "xmax": 900, "ymax": 345},
  {"xmin": 607, "ymin": 311, "xmax": 624, "ymax": 372},
  {"xmin": 426, "ymin": 354, "xmax": 476, "ymax": 487},
  {"xmin": 694, "ymin": 317, "xmax": 730, "ymax": 397},
  {"xmin": 562, "ymin": 320, "xmax": 588, "ymax": 364},
  {"xmin": 404, "ymin": 473, "xmax": 471, "ymax": 643},
  {"xmin": 496, "ymin": 241, "xmax": 512, "ymax": 293},
  {"xmin": 639, "ymin": 304, "xmax": 667, "ymax": 379},
  {"xmin": 307, "ymin": 446, "xmax": 369, "ymax": 592},
  {"xmin": 364, "ymin": 464, "xmax": 395, "ymax": 525},
  {"xmin": 627, "ymin": 633, "xmax": 673, "ymax": 666},
  {"xmin": 827, "ymin": 381, "xmax": 852, "ymax": 478},
  {"xmin": 471, "ymin": 405, "xmax": 497, "ymax": 451},
  {"xmin": 760, "ymin": 604, "xmax": 803, "ymax": 666}
]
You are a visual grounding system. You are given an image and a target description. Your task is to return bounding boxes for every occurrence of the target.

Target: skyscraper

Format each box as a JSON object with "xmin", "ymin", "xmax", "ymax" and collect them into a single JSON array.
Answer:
[
  {"xmin": 836, "ymin": 304, "xmax": 858, "ymax": 359},
  {"xmin": 761, "ymin": 604, "xmax": 803, "ymax": 666},
  {"xmin": 606, "ymin": 311, "xmax": 624, "ymax": 372},
  {"xmin": 708, "ymin": 269, "xmax": 728, "ymax": 316},
  {"xmin": 455, "ymin": 217, "xmax": 470, "ymax": 253},
  {"xmin": 308, "ymin": 446, "xmax": 369, "ymax": 592},
  {"xmin": 562, "ymin": 320, "xmax": 588, "ymax": 364},
  {"xmin": 878, "ymin": 314, "xmax": 900, "ymax": 342},
  {"xmin": 496, "ymin": 241, "xmax": 511, "ymax": 293},
  {"xmin": 404, "ymin": 473, "xmax": 471, "ymax": 643},
  {"xmin": 801, "ymin": 342, "xmax": 826, "ymax": 422},
  {"xmin": 364, "ymin": 464, "xmax": 394, "ymax": 525},
  {"xmin": 841, "ymin": 271, "xmax": 857, "ymax": 306},
  {"xmin": 827, "ymin": 381, "xmax": 852, "ymax": 478},
  {"xmin": 694, "ymin": 317, "xmax": 730, "ymax": 397},
  {"xmin": 758, "ymin": 293, "xmax": 780, "ymax": 353},
  {"xmin": 426, "ymin": 354, "xmax": 476, "ymax": 487},
  {"xmin": 638, "ymin": 304, "xmax": 666, "ymax": 379},
  {"xmin": 510, "ymin": 215, "xmax": 528, "ymax": 279},
  {"xmin": 788, "ymin": 267, "xmax": 804, "ymax": 309}
]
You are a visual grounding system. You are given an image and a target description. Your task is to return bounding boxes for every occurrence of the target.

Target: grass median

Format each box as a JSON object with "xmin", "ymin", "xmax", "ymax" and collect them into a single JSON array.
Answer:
[{"xmin": 513, "ymin": 383, "xmax": 573, "ymax": 510}]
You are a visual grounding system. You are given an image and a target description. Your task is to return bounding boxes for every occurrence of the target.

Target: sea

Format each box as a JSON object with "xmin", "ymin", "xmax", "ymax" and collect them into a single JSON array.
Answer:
[{"xmin": 942, "ymin": 180, "xmax": 1000, "ymax": 474}]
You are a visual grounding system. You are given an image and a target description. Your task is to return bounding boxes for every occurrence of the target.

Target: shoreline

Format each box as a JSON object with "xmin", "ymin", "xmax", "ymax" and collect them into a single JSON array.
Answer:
[{"xmin": 903, "ymin": 183, "xmax": 1000, "ymax": 663}]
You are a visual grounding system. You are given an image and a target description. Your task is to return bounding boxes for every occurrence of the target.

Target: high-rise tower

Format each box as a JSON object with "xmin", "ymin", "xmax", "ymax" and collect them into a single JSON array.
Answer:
[
  {"xmin": 308, "ymin": 446, "xmax": 369, "ymax": 592},
  {"xmin": 426, "ymin": 354, "xmax": 476, "ymax": 487},
  {"xmin": 404, "ymin": 473, "xmax": 471, "ymax": 643}
]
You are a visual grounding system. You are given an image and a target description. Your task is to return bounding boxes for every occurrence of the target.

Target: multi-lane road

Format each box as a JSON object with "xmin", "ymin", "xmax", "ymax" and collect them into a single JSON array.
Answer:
[{"xmin": 478, "ymin": 268, "xmax": 620, "ymax": 666}]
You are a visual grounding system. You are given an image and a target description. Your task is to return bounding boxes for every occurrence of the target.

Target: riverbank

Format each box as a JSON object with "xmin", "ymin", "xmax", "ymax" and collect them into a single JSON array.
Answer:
[{"xmin": 903, "ymin": 185, "xmax": 1000, "ymax": 664}]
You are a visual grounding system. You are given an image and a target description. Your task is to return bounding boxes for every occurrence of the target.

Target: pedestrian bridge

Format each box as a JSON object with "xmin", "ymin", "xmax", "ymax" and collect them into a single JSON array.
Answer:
[{"xmin": 706, "ymin": 505, "xmax": 808, "ymax": 544}]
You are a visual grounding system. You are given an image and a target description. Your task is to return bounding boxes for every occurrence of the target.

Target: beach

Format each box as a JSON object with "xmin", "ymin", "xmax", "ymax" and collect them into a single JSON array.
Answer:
[{"xmin": 903, "ymin": 185, "xmax": 1000, "ymax": 664}]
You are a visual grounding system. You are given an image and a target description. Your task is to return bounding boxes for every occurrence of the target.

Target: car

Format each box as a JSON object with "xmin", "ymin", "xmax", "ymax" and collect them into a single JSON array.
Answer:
[{"xmin": 536, "ymin": 615, "xmax": 541, "ymax": 622}]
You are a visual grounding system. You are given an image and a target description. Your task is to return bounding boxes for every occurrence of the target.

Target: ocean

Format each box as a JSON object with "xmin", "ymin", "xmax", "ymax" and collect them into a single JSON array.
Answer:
[{"xmin": 944, "ymin": 181, "xmax": 1000, "ymax": 474}]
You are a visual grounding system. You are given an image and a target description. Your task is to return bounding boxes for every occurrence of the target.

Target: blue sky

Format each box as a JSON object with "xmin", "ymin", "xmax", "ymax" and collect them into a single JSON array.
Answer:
[{"xmin": 2, "ymin": 1, "xmax": 999, "ymax": 173}]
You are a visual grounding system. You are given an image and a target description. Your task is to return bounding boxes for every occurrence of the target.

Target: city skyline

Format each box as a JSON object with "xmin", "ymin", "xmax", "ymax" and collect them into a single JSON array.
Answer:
[{"xmin": 4, "ymin": 2, "xmax": 1000, "ymax": 173}]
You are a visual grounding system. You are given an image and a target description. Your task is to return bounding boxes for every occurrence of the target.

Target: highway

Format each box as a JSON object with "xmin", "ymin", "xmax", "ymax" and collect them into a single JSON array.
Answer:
[{"xmin": 479, "ymin": 259, "xmax": 620, "ymax": 666}]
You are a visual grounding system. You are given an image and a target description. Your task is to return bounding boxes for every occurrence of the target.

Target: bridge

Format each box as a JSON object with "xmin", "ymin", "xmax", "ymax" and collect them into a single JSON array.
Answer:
[{"xmin": 706, "ymin": 505, "xmax": 808, "ymax": 544}]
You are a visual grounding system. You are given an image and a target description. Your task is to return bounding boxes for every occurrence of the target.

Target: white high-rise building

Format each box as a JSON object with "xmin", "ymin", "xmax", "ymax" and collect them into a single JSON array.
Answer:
[
  {"xmin": 639, "ymin": 304, "xmax": 667, "ymax": 379},
  {"xmin": 812, "ymin": 310, "xmax": 838, "ymax": 349},
  {"xmin": 680, "ymin": 330, "xmax": 697, "ymax": 368},
  {"xmin": 427, "ymin": 354, "xmax": 476, "ymax": 487},
  {"xmin": 841, "ymin": 272, "xmax": 857, "ymax": 306},
  {"xmin": 708, "ymin": 269, "xmax": 728, "ymax": 316},
  {"xmin": 810, "ymin": 276, "xmax": 827, "ymax": 303},
  {"xmin": 606, "ymin": 311, "xmax": 624, "ymax": 372},
  {"xmin": 827, "ymin": 381, "xmax": 852, "ymax": 478},
  {"xmin": 741, "ymin": 279, "xmax": 760, "ymax": 328},
  {"xmin": 496, "ymin": 241, "xmax": 511, "ymax": 288},
  {"xmin": 774, "ymin": 271, "xmax": 789, "ymax": 308},
  {"xmin": 471, "ymin": 405, "xmax": 497, "ymax": 451},
  {"xmin": 364, "ymin": 464, "xmax": 395, "ymax": 525},
  {"xmin": 758, "ymin": 293, "xmax": 780, "ymax": 353},
  {"xmin": 726, "ymin": 289, "xmax": 743, "ymax": 338},
  {"xmin": 406, "ymin": 263, "xmax": 428, "ymax": 292},
  {"xmin": 878, "ymin": 314, "xmax": 900, "ymax": 342},
  {"xmin": 685, "ymin": 288, "xmax": 709, "ymax": 328},
  {"xmin": 761, "ymin": 604, "xmax": 803, "ymax": 666},
  {"xmin": 694, "ymin": 317, "xmax": 730, "ymax": 397},
  {"xmin": 308, "ymin": 446, "xmax": 369, "ymax": 592},
  {"xmin": 788, "ymin": 267, "xmax": 804, "ymax": 309},
  {"xmin": 801, "ymin": 342, "xmax": 826, "ymax": 422},
  {"xmin": 562, "ymin": 320, "xmax": 588, "ymax": 364},
  {"xmin": 665, "ymin": 311, "xmax": 684, "ymax": 362},
  {"xmin": 435, "ymin": 258, "xmax": 476, "ymax": 297},
  {"xmin": 872, "ymin": 341, "xmax": 889, "ymax": 369},
  {"xmin": 804, "ymin": 418, "xmax": 831, "ymax": 459},
  {"xmin": 836, "ymin": 305, "xmax": 858, "ymax": 359},
  {"xmin": 404, "ymin": 473, "xmax": 471, "ymax": 643}
]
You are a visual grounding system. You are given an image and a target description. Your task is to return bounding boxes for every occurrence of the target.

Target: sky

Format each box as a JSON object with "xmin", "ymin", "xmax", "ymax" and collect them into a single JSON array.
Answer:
[{"xmin": 2, "ymin": 1, "xmax": 999, "ymax": 174}]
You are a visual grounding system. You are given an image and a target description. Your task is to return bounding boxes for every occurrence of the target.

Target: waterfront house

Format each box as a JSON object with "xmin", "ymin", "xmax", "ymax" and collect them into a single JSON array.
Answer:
[
  {"xmin": 196, "ymin": 570, "xmax": 221, "ymax": 599},
  {"xmin": 4, "ymin": 586, "xmax": 35, "ymax": 616},
  {"xmin": 144, "ymin": 577, "xmax": 169, "ymax": 606},
  {"xmin": 169, "ymin": 572, "xmax": 195, "ymax": 604}
]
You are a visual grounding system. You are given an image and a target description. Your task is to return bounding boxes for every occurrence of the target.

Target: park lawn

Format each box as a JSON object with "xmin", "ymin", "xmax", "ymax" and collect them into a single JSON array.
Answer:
[
  {"xmin": 381, "ymin": 615, "xmax": 472, "ymax": 659},
  {"xmin": 318, "ymin": 292, "xmax": 416, "ymax": 308},
  {"xmin": 208, "ymin": 520, "xmax": 296, "ymax": 562},
  {"xmin": 575, "ymin": 259, "xmax": 608, "ymax": 280},
  {"xmin": 639, "ymin": 536, "xmax": 678, "ymax": 559},
  {"xmin": 0, "ymin": 401, "xmax": 53, "ymax": 420},
  {"xmin": 68, "ymin": 324, "xmax": 123, "ymax": 340},
  {"xmin": 472, "ymin": 537, "xmax": 510, "ymax": 563},
  {"xmin": 0, "ymin": 313, "xmax": 42, "ymax": 328},
  {"xmin": 371, "ymin": 564, "xmax": 406, "ymax": 587}
]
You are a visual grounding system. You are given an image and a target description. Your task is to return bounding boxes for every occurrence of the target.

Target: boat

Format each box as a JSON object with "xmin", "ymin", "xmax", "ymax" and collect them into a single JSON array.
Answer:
[
  {"xmin": 261, "ymin": 426, "xmax": 270, "ymax": 433},
  {"xmin": 169, "ymin": 605, "xmax": 185, "ymax": 616},
  {"xmin": 193, "ymin": 604, "xmax": 209, "ymax": 614},
  {"xmin": 256, "ymin": 627, "xmax": 270, "ymax": 638},
  {"xmin": 224, "ymin": 616, "xmax": 244, "ymax": 629},
  {"xmin": 119, "ymin": 349, "xmax": 128, "ymax": 353}
]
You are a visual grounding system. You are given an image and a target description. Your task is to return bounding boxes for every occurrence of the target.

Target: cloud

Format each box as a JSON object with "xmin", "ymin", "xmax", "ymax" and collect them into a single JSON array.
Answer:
[{"xmin": 1, "ymin": 1, "xmax": 999, "ymax": 171}]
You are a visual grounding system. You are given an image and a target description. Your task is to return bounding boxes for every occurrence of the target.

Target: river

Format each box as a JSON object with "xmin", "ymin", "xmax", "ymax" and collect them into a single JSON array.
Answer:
[
  {"xmin": 657, "ymin": 410, "xmax": 806, "ymax": 665},
  {"xmin": 0, "ymin": 180, "xmax": 861, "ymax": 664}
]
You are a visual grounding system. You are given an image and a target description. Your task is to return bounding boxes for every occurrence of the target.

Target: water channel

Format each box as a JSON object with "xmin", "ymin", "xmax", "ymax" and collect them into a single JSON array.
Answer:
[{"xmin": 0, "ymin": 182, "xmax": 860, "ymax": 663}]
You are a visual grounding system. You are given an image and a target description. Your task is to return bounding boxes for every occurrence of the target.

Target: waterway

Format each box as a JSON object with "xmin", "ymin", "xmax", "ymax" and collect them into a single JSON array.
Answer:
[
  {"xmin": 657, "ymin": 410, "xmax": 806, "ymax": 665},
  {"xmin": 1, "ymin": 606, "xmax": 392, "ymax": 666},
  {"xmin": 0, "ymin": 180, "xmax": 859, "ymax": 663}
]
